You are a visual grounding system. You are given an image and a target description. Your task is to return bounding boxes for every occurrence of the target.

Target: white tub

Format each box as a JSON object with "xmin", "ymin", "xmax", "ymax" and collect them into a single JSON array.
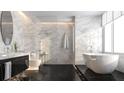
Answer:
[{"xmin": 83, "ymin": 53, "xmax": 119, "ymax": 74}]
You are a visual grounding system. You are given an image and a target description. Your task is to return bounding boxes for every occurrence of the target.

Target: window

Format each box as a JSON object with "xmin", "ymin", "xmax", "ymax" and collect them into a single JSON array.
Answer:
[
  {"xmin": 114, "ymin": 16, "xmax": 124, "ymax": 53},
  {"xmin": 104, "ymin": 13, "xmax": 124, "ymax": 53},
  {"xmin": 104, "ymin": 22, "xmax": 113, "ymax": 52}
]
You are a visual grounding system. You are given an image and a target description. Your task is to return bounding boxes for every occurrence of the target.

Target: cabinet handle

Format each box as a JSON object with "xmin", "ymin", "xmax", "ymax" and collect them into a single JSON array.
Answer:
[{"xmin": 25, "ymin": 60, "xmax": 29, "ymax": 66}]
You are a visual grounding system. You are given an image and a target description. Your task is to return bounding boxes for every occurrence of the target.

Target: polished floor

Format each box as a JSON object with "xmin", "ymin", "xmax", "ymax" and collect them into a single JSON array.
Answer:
[
  {"xmin": 9, "ymin": 64, "xmax": 124, "ymax": 81},
  {"xmin": 75, "ymin": 65, "xmax": 124, "ymax": 81},
  {"xmin": 11, "ymin": 64, "xmax": 81, "ymax": 81}
]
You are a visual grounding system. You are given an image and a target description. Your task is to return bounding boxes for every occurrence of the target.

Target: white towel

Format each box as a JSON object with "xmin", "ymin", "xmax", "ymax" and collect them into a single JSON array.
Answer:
[
  {"xmin": 64, "ymin": 33, "xmax": 69, "ymax": 49},
  {"xmin": 4, "ymin": 62, "xmax": 11, "ymax": 80}
]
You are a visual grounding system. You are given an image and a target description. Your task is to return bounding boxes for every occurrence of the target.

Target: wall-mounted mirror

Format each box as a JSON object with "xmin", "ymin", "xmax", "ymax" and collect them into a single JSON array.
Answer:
[{"xmin": 1, "ymin": 11, "xmax": 13, "ymax": 46}]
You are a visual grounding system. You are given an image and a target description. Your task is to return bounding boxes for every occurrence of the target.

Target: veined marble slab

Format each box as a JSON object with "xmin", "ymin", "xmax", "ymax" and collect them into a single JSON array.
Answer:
[{"xmin": 0, "ymin": 52, "xmax": 29, "ymax": 61}]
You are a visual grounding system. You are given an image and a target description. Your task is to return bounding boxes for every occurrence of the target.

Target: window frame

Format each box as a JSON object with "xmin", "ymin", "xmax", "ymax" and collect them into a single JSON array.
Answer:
[{"xmin": 103, "ymin": 12, "xmax": 124, "ymax": 54}]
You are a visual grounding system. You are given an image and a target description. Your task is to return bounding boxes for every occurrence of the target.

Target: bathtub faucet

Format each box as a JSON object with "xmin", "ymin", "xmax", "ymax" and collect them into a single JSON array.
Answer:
[{"xmin": 87, "ymin": 45, "xmax": 93, "ymax": 53}]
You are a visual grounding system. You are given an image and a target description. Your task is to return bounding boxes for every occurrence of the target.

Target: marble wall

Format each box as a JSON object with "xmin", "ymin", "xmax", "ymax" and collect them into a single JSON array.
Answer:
[
  {"xmin": 0, "ymin": 30, "xmax": 5, "ymax": 53},
  {"xmin": 75, "ymin": 16, "xmax": 102, "ymax": 64},
  {"xmin": 0, "ymin": 11, "xmax": 103, "ymax": 65},
  {"xmin": 0, "ymin": 12, "xmax": 74, "ymax": 64},
  {"xmin": 39, "ymin": 23, "xmax": 74, "ymax": 64},
  {"xmin": 0, "ymin": 12, "xmax": 6, "ymax": 53}
]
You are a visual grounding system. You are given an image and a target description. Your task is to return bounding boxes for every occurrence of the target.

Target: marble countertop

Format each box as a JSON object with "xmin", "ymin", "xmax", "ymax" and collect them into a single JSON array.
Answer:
[{"xmin": 0, "ymin": 52, "xmax": 29, "ymax": 61}]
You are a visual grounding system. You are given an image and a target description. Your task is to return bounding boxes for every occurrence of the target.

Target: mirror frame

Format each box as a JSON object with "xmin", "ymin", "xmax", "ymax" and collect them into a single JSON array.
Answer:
[{"xmin": 0, "ymin": 11, "xmax": 13, "ymax": 46}]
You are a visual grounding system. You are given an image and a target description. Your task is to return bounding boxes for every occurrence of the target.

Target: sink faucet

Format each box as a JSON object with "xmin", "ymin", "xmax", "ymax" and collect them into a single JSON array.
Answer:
[
  {"xmin": 87, "ymin": 45, "xmax": 93, "ymax": 53},
  {"xmin": 4, "ymin": 46, "xmax": 10, "ymax": 53}
]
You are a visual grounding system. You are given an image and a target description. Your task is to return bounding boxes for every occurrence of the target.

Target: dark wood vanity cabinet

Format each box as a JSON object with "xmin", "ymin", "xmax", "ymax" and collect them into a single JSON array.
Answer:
[
  {"xmin": 0, "ymin": 55, "xmax": 29, "ymax": 80},
  {"xmin": 11, "ymin": 56, "xmax": 29, "ymax": 77},
  {"xmin": 0, "ymin": 64, "xmax": 4, "ymax": 80}
]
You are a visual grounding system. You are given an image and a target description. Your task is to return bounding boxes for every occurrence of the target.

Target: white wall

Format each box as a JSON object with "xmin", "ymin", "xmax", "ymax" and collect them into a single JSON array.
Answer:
[
  {"xmin": 75, "ymin": 16, "xmax": 102, "ymax": 64},
  {"xmin": 0, "ymin": 11, "xmax": 74, "ymax": 64},
  {"xmin": 0, "ymin": 11, "xmax": 103, "ymax": 65}
]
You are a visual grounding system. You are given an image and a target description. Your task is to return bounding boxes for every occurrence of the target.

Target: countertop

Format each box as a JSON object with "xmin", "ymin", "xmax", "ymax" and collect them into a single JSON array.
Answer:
[{"xmin": 0, "ymin": 52, "xmax": 29, "ymax": 61}]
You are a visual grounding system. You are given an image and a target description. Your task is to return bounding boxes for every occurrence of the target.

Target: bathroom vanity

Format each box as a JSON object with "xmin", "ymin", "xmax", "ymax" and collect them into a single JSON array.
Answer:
[{"xmin": 0, "ymin": 53, "xmax": 29, "ymax": 80}]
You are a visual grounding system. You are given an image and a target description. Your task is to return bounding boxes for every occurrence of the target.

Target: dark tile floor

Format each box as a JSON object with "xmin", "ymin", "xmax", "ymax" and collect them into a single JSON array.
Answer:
[
  {"xmin": 9, "ymin": 64, "xmax": 124, "ymax": 81},
  {"xmin": 13, "ymin": 64, "xmax": 81, "ymax": 81},
  {"xmin": 75, "ymin": 65, "xmax": 124, "ymax": 81}
]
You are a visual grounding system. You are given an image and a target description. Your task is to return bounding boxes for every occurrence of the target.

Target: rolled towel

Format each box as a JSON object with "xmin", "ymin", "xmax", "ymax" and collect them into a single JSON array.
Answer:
[
  {"xmin": 64, "ymin": 33, "xmax": 69, "ymax": 49},
  {"xmin": 4, "ymin": 61, "xmax": 11, "ymax": 80}
]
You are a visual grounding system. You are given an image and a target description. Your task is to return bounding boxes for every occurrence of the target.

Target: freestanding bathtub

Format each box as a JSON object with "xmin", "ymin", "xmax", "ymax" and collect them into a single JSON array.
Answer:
[{"xmin": 83, "ymin": 53, "xmax": 119, "ymax": 74}]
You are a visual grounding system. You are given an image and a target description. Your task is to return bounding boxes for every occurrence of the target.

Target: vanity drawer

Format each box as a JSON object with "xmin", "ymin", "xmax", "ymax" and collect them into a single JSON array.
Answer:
[
  {"xmin": 11, "ymin": 56, "xmax": 29, "ymax": 77},
  {"xmin": 0, "ymin": 64, "xmax": 4, "ymax": 80}
]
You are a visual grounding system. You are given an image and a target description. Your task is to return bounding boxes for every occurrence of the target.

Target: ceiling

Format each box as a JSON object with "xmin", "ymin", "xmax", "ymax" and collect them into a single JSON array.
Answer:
[
  {"xmin": 24, "ymin": 11, "xmax": 104, "ymax": 22},
  {"xmin": 27, "ymin": 11, "xmax": 104, "ymax": 17}
]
